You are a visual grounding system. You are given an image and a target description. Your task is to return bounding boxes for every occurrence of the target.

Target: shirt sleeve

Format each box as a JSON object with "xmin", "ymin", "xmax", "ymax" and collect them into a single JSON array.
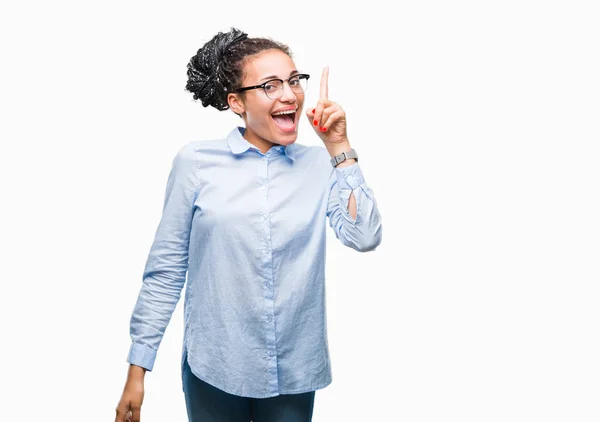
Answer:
[
  {"xmin": 126, "ymin": 144, "xmax": 199, "ymax": 371},
  {"xmin": 326, "ymin": 161, "xmax": 383, "ymax": 252}
]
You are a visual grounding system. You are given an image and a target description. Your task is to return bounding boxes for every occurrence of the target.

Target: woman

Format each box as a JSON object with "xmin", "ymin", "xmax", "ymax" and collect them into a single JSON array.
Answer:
[{"xmin": 115, "ymin": 27, "xmax": 382, "ymax": 422}]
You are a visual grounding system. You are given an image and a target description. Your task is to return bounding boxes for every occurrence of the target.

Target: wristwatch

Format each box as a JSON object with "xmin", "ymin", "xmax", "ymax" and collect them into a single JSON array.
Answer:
[{"xmin": 330, "ymin": 149, "xmax": 358, "ymax": 167}]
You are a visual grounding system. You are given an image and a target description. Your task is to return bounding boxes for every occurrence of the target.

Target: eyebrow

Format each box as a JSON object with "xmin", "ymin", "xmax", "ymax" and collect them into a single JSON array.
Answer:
[{"xmin": 260, "ymin": 70, "xmax": 299, "ymax": 81}]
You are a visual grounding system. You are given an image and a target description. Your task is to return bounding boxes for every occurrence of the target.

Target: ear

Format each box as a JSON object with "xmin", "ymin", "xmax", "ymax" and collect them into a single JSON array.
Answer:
[{"xmin": 227, "ymin": 93, "xmax": 246, "ymax": 115}]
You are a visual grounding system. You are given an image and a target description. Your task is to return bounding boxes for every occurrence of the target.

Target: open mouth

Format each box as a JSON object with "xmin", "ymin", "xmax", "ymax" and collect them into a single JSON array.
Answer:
[{"xmin": 271, "ymin": 109, "xmax": 297, "ymax": 133}]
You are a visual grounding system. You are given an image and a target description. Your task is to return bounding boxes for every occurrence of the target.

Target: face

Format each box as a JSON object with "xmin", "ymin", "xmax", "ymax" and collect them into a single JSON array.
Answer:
[{"xmin": 228, "ymin": 49, "xmax": 304, "ymax": 150}]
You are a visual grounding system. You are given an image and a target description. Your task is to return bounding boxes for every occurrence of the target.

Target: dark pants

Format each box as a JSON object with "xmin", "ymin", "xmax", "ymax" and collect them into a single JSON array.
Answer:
[{"xmin": 182, "ymin": 357, "xmax": 315, "ymax": 422}]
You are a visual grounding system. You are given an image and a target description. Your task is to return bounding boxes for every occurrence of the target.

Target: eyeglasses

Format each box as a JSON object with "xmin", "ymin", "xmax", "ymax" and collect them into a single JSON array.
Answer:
[{"xmin": 234, "ymin": 73, "xmax": 310, "ymax": 100}]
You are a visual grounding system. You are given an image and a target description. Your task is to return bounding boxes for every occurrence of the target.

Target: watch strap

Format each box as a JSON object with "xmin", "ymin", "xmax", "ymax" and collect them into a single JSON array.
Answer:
[{"xmin": 330, "ymin": 148, "xmax": 358, "ymax": 167}]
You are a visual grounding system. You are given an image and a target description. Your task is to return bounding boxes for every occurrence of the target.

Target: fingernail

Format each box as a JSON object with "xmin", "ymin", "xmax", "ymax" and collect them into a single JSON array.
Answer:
[
  {"xmin": 312, "ymin": 109, "xmax": 315, "ymax": 114},
  {"xmin": 323, "ymin": 127, "xmax": 327, "ymax": 132},
  {"xmin": 313, "ymin": 120, "xmax": 318, "ymax": 126}
]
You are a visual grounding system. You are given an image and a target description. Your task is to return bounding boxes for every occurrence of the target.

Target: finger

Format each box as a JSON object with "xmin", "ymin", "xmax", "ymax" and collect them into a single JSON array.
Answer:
[
  {"xmin": 131, "ymin": 405, "xmax": 142, "ymax": 422},
  {"xmin": 318, "ymin": 104, "xmax": 337, "ymax": 131},
  {"xmin": 313, "ymin": 100, "xmax": 328, "ymax": 131},
  {"xmin": 320, "ymin": 109, "xmax": 345, "ymax": 132},
  {"xmin": 319, "ymin": 66, "xmax": 329, "ymax": 101},
  {"xmin": 306, "ymin": 107, "xmax": 315, "ymax": 125},
  {"xmin": 318, "ymin": 102, "xmax": 340, "ymax": 131},
  {"xmin": 115, "ymin": 404, "xmax": 128, "ymax": 422}
]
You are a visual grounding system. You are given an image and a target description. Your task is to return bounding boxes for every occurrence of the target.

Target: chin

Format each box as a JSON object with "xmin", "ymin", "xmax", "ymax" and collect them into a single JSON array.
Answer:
[{"xmin": 276, "ymin": 132, "xmax": 298, "ymax": 145}]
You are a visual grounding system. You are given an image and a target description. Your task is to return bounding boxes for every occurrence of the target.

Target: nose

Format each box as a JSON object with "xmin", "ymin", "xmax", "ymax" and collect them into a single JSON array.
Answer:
[{"xmin": 279, "ymin": 81, "xmax": 297, "ymax": 102}]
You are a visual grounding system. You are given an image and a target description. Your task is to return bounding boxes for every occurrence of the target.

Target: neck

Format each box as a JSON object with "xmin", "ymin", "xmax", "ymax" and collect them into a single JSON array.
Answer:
[{"xmin": 243, "ymin": 127, "xmax": 277, "ymax": 154}]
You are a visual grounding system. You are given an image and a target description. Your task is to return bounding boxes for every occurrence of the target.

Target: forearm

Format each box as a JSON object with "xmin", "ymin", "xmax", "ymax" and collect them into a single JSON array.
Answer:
[
  {"xmin": 326, "ymin": 140, "xmax": 357, "ymax": 219},
  {"xmin": 128, "ymin": 364, "xmax": 147, "ymax": 380},
  {"xmin": 342, "ymin": 188, "xmax": 357, "ymax": 220},
  {"xmin": 127, "ymin": 274, "xmax": 185, "ymax": 371}
]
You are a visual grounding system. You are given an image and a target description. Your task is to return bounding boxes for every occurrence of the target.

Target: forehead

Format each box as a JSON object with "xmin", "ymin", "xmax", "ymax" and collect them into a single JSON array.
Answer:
[{"xmin": 242, "ymin": 49, "xmax": 296, "ymax": 82}]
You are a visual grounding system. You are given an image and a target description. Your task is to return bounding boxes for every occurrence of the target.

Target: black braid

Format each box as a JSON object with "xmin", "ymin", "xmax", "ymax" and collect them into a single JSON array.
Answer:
[{"xmin": 185, "ymin": 27, "xmax": 292, "ymax": 113}]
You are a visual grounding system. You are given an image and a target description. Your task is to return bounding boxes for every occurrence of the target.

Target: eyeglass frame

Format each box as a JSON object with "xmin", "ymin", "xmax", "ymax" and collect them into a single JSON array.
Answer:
[{"xmin": 232, "ymin": 73, "xmax": 310, "ymax": 99}]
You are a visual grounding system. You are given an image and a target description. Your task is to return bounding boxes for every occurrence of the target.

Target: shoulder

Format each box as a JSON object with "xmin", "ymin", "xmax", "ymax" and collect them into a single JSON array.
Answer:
[
  {"xmin": 173, "ymin": 137, "xmax": 229, "ymax": 165},
  {"xmin": 178, "ymin": 138, "xmax": 227, "ymax": 156}
]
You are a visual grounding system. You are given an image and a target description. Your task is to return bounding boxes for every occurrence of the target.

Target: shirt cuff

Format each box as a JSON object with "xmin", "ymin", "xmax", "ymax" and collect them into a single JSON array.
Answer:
[
  {"xmin": 127, "ymin": 342, "xmax": 157, "ymax": 371},
  {"xmin": 334, "ymin": 162, "xmax": 366, "ymax": 191}
]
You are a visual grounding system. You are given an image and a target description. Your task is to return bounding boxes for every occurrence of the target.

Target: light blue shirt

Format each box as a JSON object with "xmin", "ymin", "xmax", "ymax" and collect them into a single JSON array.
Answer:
[{"xmin": 127, "ymin": 126, "xmax": 383, "ymax": 398}]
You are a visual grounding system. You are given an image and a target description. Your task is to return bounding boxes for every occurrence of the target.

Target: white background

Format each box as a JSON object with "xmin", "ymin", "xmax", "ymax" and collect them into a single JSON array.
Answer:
[{"xmin": 1, "ymin": 0, "xmax": 599, "ymax": 421}]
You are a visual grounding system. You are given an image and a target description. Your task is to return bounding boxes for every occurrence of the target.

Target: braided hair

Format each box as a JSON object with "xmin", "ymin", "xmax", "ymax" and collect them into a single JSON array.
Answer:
[{"xmin": 185, "ymin": 27, "xmax": 293, "ymax": 114}]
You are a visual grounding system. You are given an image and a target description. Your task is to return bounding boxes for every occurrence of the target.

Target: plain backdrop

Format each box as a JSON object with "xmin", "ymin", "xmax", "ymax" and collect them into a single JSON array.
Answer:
[{"xmin": 1, "ymin": 0, "xmax": 599, "ymax": 421}]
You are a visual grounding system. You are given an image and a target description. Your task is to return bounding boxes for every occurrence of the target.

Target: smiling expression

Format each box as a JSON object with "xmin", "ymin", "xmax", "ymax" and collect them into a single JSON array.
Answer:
[{"xmin": 227, "ymin": 49, "xmax": 304, "ymax": 153}]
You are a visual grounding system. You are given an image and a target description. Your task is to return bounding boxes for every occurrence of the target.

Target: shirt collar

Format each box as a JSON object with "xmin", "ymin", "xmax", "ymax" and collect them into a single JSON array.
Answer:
[{"xmin": 226, "ymin": 126, "xmax": 296, "ymax": 161}]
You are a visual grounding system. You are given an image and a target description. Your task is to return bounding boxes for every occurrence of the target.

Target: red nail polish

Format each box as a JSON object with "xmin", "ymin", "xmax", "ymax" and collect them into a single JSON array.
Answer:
[
  {"xmin": 312, "ymin": 109, "xmax": 316, "ymax": 114},
  {"xmin": 313, "ymin": 120, "xmax": 318, "ymax": 125},
  {"xmin": 323, "ymin": 127, "xmax": 327, "ymax": 132}
]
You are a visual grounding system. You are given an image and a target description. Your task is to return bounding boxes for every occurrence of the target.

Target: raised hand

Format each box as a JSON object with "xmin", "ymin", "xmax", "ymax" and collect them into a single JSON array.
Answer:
[{"xmin": 306, "ymin": 66, "xmax": 349, "ymax": 144}]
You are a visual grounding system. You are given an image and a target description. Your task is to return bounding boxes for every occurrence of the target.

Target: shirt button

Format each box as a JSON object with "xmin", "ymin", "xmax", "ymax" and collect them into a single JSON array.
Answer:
[{"xmin": 267, "ymin": 315, "xmax": 272, "ymax": 322}]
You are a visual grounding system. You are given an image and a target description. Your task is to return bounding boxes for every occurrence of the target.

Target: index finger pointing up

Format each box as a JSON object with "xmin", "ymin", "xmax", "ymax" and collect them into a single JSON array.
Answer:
[{"xmin": 320, "ymin": 66, "xmax": 329, "ymax": 100}]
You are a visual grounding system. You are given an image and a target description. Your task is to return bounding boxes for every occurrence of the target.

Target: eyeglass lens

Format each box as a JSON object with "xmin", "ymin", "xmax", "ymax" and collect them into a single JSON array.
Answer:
[{"xmin": 263, "ymin": 76, "xmax": 308, "ymax": 99}]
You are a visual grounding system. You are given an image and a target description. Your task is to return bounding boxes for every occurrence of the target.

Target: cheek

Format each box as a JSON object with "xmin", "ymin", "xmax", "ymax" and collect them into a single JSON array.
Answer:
[
  {"xmin": 246, "ymin": 113, "xmax": 272, "ymax": 134},
  {"xmin": 247, "ymin": 104, "xmax": 275, "ymax": 126}
]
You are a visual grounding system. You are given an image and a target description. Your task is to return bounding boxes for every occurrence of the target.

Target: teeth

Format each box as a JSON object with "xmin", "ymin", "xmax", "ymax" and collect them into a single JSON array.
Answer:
[{"xmin": 272, "ymin": 109, "xmax": 296, "ymax": 116}]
